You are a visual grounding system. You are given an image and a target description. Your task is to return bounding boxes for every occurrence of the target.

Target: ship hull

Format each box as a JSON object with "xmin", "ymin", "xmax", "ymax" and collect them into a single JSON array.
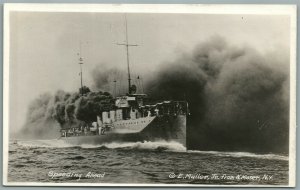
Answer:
[{"xmin": 61, "ymin": 115, "xmax": 186, "ymax": 149}]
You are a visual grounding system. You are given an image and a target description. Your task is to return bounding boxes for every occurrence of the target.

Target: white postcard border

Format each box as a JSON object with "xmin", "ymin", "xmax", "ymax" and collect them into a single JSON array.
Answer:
[{"xmin": 2, "ymin": 3, "xmax": 297, "ymax": 187}]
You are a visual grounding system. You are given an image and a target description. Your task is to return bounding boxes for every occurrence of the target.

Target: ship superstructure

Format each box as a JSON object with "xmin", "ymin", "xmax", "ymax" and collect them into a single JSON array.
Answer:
[
  {"xmin": 61, "ymin": 94, "xmax": 188, "ymax": 146},
  {"xmin": 60, "ymin": 15, "xmax": 188, "ymax": 148}
]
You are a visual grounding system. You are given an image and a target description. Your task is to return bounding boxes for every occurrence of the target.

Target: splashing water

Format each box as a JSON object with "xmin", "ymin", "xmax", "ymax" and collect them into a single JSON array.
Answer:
[
  {"xmin": 15, "ymin": 139, "xmax": 186, "ymax": 151},
  {"xmin": 8, "ymin": 139, "xmax": 289, "ymax": 184},
  {"xmin": 15, "ymin": 139, "xmax": 287, "ymax": 161}
]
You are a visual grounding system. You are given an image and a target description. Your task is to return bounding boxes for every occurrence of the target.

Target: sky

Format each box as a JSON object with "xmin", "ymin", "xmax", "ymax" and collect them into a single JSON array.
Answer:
[{"xmin": 8, "ymin": 11, "xmax": 290, "ymax": 133}]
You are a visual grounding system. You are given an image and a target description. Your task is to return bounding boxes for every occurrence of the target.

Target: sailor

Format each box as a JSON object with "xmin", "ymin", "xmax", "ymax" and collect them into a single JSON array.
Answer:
[
  {"xmin": 101, "ymin": 126, "xmax": 105, "ymax": 135},
  {"xmin": 84, "ymin": 126, "xmax": 87, "ymax": 136},
  {"xmin": 98, "ymin": 125, "xmax": 102, "ymax": 135},
  {"xmin": 155, "ymin": 108, "xmax": 159, "ymax": 116}
]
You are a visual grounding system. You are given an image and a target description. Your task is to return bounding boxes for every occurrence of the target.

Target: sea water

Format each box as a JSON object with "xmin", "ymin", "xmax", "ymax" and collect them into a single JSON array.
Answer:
[{"xmin": 7, "ymin": 140, "xmax": 288, "ymax": 185}]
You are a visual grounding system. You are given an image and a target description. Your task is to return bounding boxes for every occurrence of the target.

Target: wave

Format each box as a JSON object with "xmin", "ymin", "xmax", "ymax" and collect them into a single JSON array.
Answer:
[
  {"xmin": 13, "ymin": 139, "xmax": 187, "ymax": 152},
  {"xmin": 187, "ymin": 150, "xmax": 288, "ymax": 161},
  {"xmin": 13, "ymin": 140, "xmax": 288, "ymax": 160},
  {"xmin": 98, "ymin": 141, "xmax": 187, "ymax": 152},
  {"xmin": 15, "ymin": 139, "xmax": 79, "ymax": 148}
]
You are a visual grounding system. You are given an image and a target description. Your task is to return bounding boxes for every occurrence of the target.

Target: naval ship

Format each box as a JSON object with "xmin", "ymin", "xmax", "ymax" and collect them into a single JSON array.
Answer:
[{"xmin": 60, "ymin": 17, "xmax": 188, "ymax": 148}]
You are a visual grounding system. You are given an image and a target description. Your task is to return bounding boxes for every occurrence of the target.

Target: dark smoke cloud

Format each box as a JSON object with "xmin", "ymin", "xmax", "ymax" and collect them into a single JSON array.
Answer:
[
  {"xmin": 146, "ymin": 36, "xmax": 289, "ymax": 153},
  {"xmin": 19, "ymin": 93, "xmax": 60, "ymax": 139},
  {"xmin": 91, "ymin": 65, "xmax": 126, "ymax": 96},
  {"xmin": 19, "ymin": 90, "xmax": 113, "ymax": 139},
  {"xmin": 20, "ymin": 36, "xmax": 289, "ymax": 153}
]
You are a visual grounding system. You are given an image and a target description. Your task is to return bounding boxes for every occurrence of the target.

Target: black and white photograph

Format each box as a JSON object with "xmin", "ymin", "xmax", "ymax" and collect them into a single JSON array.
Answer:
[{"xmin": 2, "ymin": 4, "xmax": 296, "ymax": 187}]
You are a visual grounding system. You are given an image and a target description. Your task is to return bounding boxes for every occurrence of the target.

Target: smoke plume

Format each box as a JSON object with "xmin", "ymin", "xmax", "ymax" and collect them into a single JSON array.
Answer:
[
  {"xmin": 19, "ymin": 93, "xmax": 60, "ymax": 139},
  {"xmin": 146, "ymin": 36, "xmax": 289, "ymax": 153},
  {"xmin": 91, "ymin": 65, "xmax": 126, "ymax": 96},
  {"xmin": 19, "ymin": 36, "xmax": 289, "ymax": 153},
  {"xmin": 19, "ymin": 89, "xmax": 113, "ymax": 139}
]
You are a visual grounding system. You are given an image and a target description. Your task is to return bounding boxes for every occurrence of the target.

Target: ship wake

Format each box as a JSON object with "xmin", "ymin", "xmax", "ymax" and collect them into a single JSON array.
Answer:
[
  {"xmin": 13, "ymin": 139, "xmax": 187, "ymax": 152},
  {"xmin": 14, "ymin": 140, "xmax": 288, "ymax": 161}
]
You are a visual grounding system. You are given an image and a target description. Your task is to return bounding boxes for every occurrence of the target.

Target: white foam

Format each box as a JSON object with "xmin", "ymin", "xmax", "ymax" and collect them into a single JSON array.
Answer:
[
  {"xmin": 14, "ymin": 140, "xmax": 287, "ymax": 161},
  {"xmin": 101, "ymin": 140, "xmax": 187, "ymax": 152},
  {"xmin": 15, "ymin": 139, "xmax": 76, "ymax": 148},
  {"xmin": 14, "ymin": 139, "xmax": 186, "ymax": 152},
  {"xmin": 187, "ymin": 150, "xmax": 288, "ymax": 161}
]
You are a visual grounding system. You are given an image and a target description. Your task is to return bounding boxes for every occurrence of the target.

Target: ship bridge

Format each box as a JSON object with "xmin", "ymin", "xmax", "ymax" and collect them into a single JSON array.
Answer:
[{"xmin": 115, "ymin": 94, "xmax": 147, "ymax": 108}]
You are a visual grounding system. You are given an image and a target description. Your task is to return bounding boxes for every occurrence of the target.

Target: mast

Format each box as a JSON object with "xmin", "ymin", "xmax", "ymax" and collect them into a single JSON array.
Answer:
[
  {"xmin": 78, "ymin": 41, "xmax": 84, "ymax": 96},
  {"xmin": 113, "ymin": 79, "xmax": 117, "ymax": 98},
  {"xmin": 117, "ymin": 14, "xmax": 138, "ymax": 94}
]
